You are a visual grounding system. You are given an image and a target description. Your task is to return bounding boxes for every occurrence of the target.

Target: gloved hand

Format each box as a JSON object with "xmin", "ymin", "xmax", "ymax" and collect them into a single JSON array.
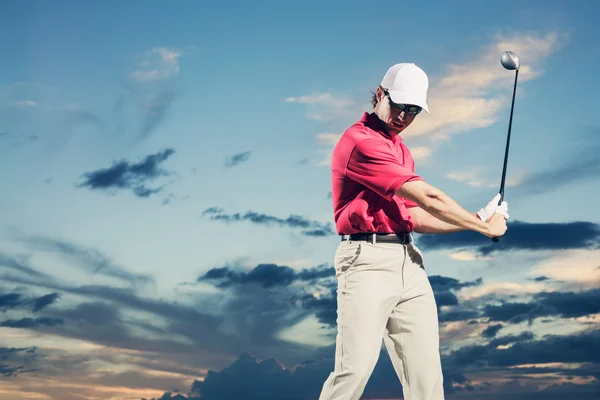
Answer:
[{"xmin": 476, "ymin": 193, "xmax": 509, "ymax": 221}]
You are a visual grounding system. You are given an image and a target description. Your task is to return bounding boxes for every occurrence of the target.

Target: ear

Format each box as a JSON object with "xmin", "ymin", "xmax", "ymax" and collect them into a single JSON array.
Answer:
[{"xmin": 375, "ymin": 86, "xmax": 385, "ymax": 104}]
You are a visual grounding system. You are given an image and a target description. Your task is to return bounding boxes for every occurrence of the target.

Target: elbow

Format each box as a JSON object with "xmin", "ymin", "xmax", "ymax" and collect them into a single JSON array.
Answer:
[
  {"xmin": 397, "ymin": 180, "xmax": 446, "ymax": 214},
  {"xmin": 415, "ymin": 189, "xmax": 444, "ymax": 214}
]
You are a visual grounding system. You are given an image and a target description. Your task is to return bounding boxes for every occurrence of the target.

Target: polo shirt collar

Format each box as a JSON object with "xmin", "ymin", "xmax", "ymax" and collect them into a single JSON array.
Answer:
[{"xmin": 361, "ymin": 112, "xmax": 403, "ymax": 142}]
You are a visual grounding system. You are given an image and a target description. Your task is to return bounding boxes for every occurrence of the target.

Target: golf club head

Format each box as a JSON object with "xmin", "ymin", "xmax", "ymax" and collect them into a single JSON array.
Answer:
[{"xmin": 501, "ymin": 51, "xmax": 520, "ymax": 70}]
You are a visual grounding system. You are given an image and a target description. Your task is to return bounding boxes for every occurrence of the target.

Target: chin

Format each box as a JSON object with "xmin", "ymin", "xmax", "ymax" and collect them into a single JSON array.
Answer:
[{"xmin": 389, "ymin": 124, "xmax": 406, "ymax": 134}]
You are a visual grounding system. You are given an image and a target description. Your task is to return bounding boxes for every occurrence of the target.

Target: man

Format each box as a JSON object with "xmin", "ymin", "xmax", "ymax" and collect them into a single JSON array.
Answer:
[{"xmin": 318, "ymin": 63, "xmax": 508, "ymax": 400}]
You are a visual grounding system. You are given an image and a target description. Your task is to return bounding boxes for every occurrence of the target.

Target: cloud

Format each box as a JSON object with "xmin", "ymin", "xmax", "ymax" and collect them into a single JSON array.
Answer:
[
  {"xmin": 131, "ymin": 47, "xmax": 186, "ymax": 83},
  {"xmin": 0, "ymin": 347, "xmax": 38, "ymax": 377},
  {"xmin": 0, "ymin": 291, "xmax": 60, "ymax": 313},
  {"xmin": 201, "ymin": 208, "xmax": 335, "ymax": 237},
  {"xmin": 76, "ymin": 148, "xmax": 175, "ymax": 198},
  {"xmin": 445, "ymin": 167, "xmax": 527, "ymax": 188},
  {"xmin": 0, "ymin": 252, "xmax": 53, "ymax": 281},
  {"xmin": 199, "ymin": 263, "xmax": 331, "ymax": 289},
  {"xmin": 224, "ymin": 151, "xmax": 251, "ymax": 168},
  {"xmin": 481, "ymin": 323, "xmax": 504, "ymax": 338},
  {"xmin": 315, "ymin": 133, "xmax": 342, "ymax": 166},
  {"xmin": 527, "ymin": 249, "xmax": 600, "ymax": 290},
  {"xmin": 284, "ymin": 92, "xmax": 363, "ymax": 122},
  {"xmin": 483, "ymin": 288, "xmax": 600, "ymax": 324},
  {"xmin": 18, "ymin": 235, "xmax": 154, "ymax": 286},
  {"xmin": 513, "ymin": 127, "xmax": 600, "ymax": 196},
  {"xmin": 137, "ymin": 91, "xmax": 177, "ymax": 141},
  {"xmin": 186, "ymin": 351, "xmax": 404, "ymax": 400},
  {"xmin": 147, "ymin": 329, "xmax": 600, "ymax": 400},
  {"xmin": 307, "ymin": 32, "xmax": 564, "ymax": 168},
  {"xmin": 410, "ymin": 146, "xmax": 433, "ymax": 161},
  {"xmin": 12, "ymin": 100, "xmax": 37, "ymax": 107},
  {"xmin": 1, "ymin": 317, "xmax": 64, "ymax": 328},
  {"xmin": 416, "ymin": 220, "xmax": 600, "ymax": 255},
  {"xmin": 449, "ymin": 250, "xmax": 492, "ymax": 261},
  {"xmin": 405, "ymin": 32, "xmax": 566, "ymax": 140}
]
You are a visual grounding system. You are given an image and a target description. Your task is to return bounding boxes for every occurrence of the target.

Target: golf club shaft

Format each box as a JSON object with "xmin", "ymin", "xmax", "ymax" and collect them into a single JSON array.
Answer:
[{"xmin": 492, "ymin": 68, "xmax": 519, "ymax": 243}]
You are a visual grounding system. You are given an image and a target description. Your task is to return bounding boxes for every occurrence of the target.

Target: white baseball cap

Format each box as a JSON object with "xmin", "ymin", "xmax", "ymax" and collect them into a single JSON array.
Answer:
[{"xmin": 380, "ymin": 63, "xmax": 429, "ymax": 113}]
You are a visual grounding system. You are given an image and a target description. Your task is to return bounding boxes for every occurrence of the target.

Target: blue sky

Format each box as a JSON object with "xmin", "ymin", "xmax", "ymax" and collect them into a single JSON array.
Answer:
[{"xmin": 1, "ymin": 1, "xmax": 600, "ymax": 399}]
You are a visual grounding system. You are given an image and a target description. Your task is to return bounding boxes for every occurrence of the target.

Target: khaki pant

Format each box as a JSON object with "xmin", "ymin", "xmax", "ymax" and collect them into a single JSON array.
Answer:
[{"xmin": 319, "ymin": 239, "xmax": 444, "ymax": 400}]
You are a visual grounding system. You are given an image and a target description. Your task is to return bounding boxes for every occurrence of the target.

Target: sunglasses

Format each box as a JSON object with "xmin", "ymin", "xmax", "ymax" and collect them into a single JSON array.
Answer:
[{"xmin": 383, "ymin": 91, "xmax": 422, "ymax": 116}]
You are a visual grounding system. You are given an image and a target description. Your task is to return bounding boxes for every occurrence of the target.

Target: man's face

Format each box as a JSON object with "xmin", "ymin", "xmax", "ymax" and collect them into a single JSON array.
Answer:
[{"xmin": 374, "ymin": 87, "xmax": 421, "ymax": 135}]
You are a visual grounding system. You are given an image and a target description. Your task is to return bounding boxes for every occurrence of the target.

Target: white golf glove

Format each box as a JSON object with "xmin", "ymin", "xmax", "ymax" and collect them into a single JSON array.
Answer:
[{"xmin": 476, "ymin": 193, "xmax": 509, "ymax": 221}]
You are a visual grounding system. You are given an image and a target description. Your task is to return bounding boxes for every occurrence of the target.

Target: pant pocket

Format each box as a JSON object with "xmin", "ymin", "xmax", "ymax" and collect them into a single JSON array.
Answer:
[
  {"xmin": 407, "ymin": 243, "xmax": 425, "ymax": 269},
  {"xmin": 334, "ymin": 241, "xmax": 363, "ymax": 273}
]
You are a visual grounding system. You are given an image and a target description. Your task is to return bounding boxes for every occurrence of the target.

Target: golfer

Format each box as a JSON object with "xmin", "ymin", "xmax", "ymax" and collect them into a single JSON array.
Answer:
[{"xmin": 319, "ymin": 63, "xmax": 508, "ymax": 400}]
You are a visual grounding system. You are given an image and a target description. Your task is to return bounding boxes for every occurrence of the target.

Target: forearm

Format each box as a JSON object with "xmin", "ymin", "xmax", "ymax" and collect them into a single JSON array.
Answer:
[
  {"xmin": 409, "ymin": 207, "xmax": 479, "ymax": 234},
  {"xmin": 397, "ymin": 181, "xmax": 491, "ymax": 236}
]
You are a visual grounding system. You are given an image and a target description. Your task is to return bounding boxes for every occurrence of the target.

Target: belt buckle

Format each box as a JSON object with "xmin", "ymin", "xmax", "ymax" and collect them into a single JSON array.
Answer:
[{"xmin": 371, "ymin": 233, "xmax": 376, "ymax": 244}]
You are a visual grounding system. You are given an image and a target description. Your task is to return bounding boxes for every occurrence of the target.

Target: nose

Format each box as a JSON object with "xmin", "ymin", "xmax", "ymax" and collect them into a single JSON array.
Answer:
[{"xmin": 396, "ymin": 111, "xmax": 406, "ymax": 122}]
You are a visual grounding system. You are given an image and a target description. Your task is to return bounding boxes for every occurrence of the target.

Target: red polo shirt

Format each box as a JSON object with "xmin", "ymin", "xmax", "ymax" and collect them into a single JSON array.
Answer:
[{"xmin": 331, "ymin": 112, "xmax": 423, "ymax": 234}]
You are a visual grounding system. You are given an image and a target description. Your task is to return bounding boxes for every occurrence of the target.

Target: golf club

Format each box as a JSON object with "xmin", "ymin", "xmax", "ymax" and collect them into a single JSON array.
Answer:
[{"xmin": 492, "ymin": 50, "xmax": 520, "ymax": 243}]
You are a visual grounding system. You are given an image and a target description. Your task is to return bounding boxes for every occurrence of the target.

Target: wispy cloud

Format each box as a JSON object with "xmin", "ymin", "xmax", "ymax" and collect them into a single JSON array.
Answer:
[
  {"xmin": 75, "ymin": 148, "xmax": 175, "ymax": 198},
  {"xmin": 11, "ymin": 100, "xmax": 37, "ymax": 108},
  {"xmin": 527, "ymin": 249, "xmax": 600, "ymax": 291},
  {"xmin": 284, "ymin": 92, "xmax": 364, "ymax": 122},
  {"xmin": 314, "ymin": 132, "xmax": 342, "ymax": 166},
  {"xmin": 17, "ymin": 235, "xmax": 154, "ymax": 286},
  {"xmin": 406, "ymin": 32, "xmax": 567, "ymax": 140},
  {"xmin": 306, "ymin": 33, "xmax": 564, "ymax": 168},
  {"xmin": 225, "ymin": 151, "xmax": 252, "ymax": 168},
  {"xmin": 201, "ymin": 208, "xmax": 334, "ymax": 237},
  {"xmin": 445, "ymin": 167, "xmax": 527, "ymax": 188},
  {"xmin": 137, "ymin": 91, "xmax": 176, "ymax": 141},
  {"xmin": 131, "ymin": 47, "xmax": 187, "ymax": 83}
]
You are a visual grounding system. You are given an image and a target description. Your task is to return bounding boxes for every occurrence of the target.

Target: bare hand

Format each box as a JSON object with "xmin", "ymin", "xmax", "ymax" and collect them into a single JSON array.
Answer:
[{"xmin": 484, "ymin": 212, "xmax": 508, "ymax": 238}]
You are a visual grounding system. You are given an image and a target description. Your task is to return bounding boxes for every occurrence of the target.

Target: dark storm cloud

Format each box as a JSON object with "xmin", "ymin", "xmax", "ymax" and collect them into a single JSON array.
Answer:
[
  {"xmin": 147, "ymin": 329, "xmax": 600, "ymax": 400},
  {"xmin": 199, "ymin": 263, "xmax": 332, "ymax": 289},
  {"xmin": 483, "ymin": 288, "xmax": 600, "ymax": 324},
  {"xmin": 434, "ymin": 290, "xmax": 459, "ymax": 307},
  {"xmin": 201, "ymin": 208, "xmax": 335, "ymax": 237},
  {"xmin": 199, "ymin": 262, "xmax": 338, "ymax": 329},
  {"xmin": 529, "ymin": 275, "xmax": 551, "ymax": 282},
  {"xmin": 33, "ymin": 293, "xmax": 60, "ymax": 312},
  {"xmin": 186, "ymin": 351, "xmax": 404, "ymax": 400},
  {"xmin": 76, "ymin": 148, "xmax": 175, "ymax": 198},
  {"xmin": 224, "ymin": 151, "xmax": 251, "ymax": 168},
  {"xmin": 471, "ymin": 330, "xmax": 600, "ymax": 367},
  {"xmin": 0, "ymin": 316, "xmax": 63, "ymax": 328},
  {"xmin": 438, "ymin": 310, "xmax": 481, "ymax": 323},
  {"xmin": 416, "ymin": 220, "xmax": 600, "ymax": 255},
  {"xmin": 429, "ymin": 276, "xmax": 483, "ymax": 292},
  {"xmin": 481, "ymin": 324, "xmax": 503, "ymax": 338},
  {"xmin": 0, "ymin": 347, "xmax": 38, "ymax": 377},
  {"xmin": 428, "ymin": 275, "xmax": 482, "ymax": 309},
  {"xmin": 0, "ymin": 291, "xmax": 60, "ymax": 312}
]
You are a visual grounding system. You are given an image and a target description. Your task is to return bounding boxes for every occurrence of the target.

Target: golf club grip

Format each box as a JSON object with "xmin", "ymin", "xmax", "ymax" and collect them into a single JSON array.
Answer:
[{"xmin": 491, "ymin": 194, "xmax": 504, "ymax": 242}]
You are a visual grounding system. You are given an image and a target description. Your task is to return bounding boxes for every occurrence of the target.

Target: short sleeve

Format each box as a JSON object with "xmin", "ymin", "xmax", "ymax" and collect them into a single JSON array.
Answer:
[{"xmin": 346, "ymin": 138, "xmax": 422, "ymax": 201}]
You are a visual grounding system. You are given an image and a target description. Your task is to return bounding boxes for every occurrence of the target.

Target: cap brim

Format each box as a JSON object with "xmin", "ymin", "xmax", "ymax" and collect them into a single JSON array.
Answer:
[{"xmin": 388, "ymin": 90, "xmax": 429, "ymax": 113}]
